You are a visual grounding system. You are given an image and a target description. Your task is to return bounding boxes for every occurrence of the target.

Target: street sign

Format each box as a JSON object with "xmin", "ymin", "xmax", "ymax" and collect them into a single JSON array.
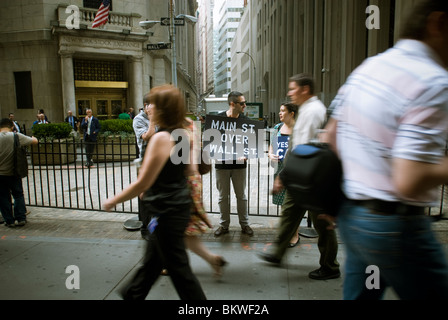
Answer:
[
  {"xmin": 147, "ymin": 43, "xmax": 172, "ymax": 50},
  {"xmin": 160, "ymin": 17, "xmax": 185, "ymax": 26}
]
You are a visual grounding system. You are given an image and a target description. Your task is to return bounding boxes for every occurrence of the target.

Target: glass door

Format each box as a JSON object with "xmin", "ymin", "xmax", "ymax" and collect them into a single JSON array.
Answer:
[
  {"xmin": 76, "ymin": 88, "xmax": 127, "ymax": 119},
  {"xmin": 95, "ymin": 100, "xmax": 109, "ymax": 120}
]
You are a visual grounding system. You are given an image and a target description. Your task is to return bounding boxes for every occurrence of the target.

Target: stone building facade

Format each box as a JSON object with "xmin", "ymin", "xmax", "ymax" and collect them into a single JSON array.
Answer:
[
  {"xmin": 0, "ymin": 0, "xmax": 198, "ymax": 131},
  {"xmin": 231, "ymin": 0, "xmax": 421, "ymax": 126}
]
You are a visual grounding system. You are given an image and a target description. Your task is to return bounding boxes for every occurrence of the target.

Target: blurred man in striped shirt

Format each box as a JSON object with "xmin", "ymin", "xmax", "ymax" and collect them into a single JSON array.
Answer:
[{"xmin": 325, "ymin": 0, "xmax": 448, "ymax": 300}]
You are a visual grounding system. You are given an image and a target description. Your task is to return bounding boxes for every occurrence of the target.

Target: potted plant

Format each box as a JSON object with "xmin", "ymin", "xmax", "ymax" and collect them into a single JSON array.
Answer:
[
  {"xmin": 93, "ymin": 119, "xmax": 137, "ymax": 162},
  {"xmin": 31, "ymin": 122, "xmax": 76, "ymax": 165}
]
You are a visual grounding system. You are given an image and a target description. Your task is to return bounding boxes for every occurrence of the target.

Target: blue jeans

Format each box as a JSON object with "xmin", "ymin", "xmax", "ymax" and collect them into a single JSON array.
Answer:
[
  {"xmin": 0, "ymin": 175, "xmax": 27, "ymax": 225},
  {"xmin": 338, "ymin": 200, "xmax": 448, "ymax": 300}
]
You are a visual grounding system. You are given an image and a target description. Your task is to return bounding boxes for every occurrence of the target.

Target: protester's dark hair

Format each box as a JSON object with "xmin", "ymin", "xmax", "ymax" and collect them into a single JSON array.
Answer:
[
  {"xmin": 289, "ymin": 73, "xmax": 315, "ymax": 95},
  {"xmin": 0, "ymin": 118, "xmax": 14, "ymax": 129},
  {"xmin": 228, "ymin": 91, "xmax": 244, "ymax": 105},
  {"xmin": 400, "ymin": 0, "xmax": 448, "ymax": 40},
  {"xmin": 281, "ymin": 102, "xmax": 299, "ymax": 119},
  {"xmin": 149, "ymin": 85, "xmax": 186, "ymax": 130}
]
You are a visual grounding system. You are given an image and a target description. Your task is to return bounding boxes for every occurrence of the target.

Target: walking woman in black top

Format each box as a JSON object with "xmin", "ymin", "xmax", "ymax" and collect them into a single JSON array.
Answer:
[{"xmin": 103, "ymin": 85, "xmax": 206, "ymax": 300}]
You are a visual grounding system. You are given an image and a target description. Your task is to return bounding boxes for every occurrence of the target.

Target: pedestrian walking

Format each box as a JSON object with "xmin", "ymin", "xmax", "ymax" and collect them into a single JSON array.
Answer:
[
  {"xmin": 268, "ymin": 102, "xmax": 301, "ymax": 247},
  {"xmin": 184, "ymin": 118, "xmax": 228, "ymax": 278},
  {"xmin": 323, "ymin": 0, "xmax": 448, "ymax": 299},
  {"xmin": 103, "ymin": 85, "xmax": 206, "ymax": 300},
  {"xmin": 259, "ymin": 74, "xmax": 340, "ymax": 280}
]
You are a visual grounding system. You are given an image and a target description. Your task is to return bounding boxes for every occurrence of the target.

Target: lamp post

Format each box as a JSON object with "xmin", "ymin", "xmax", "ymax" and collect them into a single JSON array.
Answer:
[
  {"xmin": 169, "ymin": 0, "xmax": 177, "ymax": 86},
  {"xmin": 236, "ymin": 51, "xmax": 256, "ymax": 102},
  {"xmin": 170, "ymin": 11, "xmax": 198, "ymax": 87},
  {"xmin": 140, "ymin": 7, "xmax": 197, "ymax": 88}
]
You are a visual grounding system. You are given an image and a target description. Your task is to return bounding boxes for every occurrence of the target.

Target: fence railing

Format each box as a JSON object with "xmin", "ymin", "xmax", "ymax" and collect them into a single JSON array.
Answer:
[
  {"xmin": 22, "ymin": 135, "xmax": 285, "ymax": 217},
  {"xmin": 22, "ymin": 136, "xmax": 448, "ymax": 219}
]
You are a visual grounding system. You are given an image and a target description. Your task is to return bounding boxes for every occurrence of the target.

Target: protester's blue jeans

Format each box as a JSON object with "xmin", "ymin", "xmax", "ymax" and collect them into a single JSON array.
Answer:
[
  {"xmin": 0, "ymin": 175, "xmax": 27, "ymax": 225},
  {"xmin": 338, "ymin": 200, "xmax": 448, "ymax": 300}
]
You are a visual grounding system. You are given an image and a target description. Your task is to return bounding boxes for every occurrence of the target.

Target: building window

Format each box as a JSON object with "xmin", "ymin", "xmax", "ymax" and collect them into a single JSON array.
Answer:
[
  {"xmin": 74, "ymin": 59, "xmax": 124, "ymax": 82},
  {"xmin": 14, "ymin": 71, "xmax": 34, "ymax": 109},
  {"xmin": 83, "ymin": 0, "xmax": 113, "ymax": 11}
]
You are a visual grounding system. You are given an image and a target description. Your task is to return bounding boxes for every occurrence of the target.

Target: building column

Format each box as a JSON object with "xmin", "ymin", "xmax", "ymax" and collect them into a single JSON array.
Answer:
[
  {"xmin": 153, "ymin": 56, "xmax": 168, "ymax": 86},
  {"xmin": 129, "ymin": 56, "xmax": 143, "ymax": 111},
  {"xmin": 60, "ymin": 51, "xmax": 76, "ymax": 114}
]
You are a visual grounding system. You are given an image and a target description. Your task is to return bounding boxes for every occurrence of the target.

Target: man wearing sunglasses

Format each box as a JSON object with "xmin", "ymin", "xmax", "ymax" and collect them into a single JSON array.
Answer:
[{"xmin": 213, "ymin": 91, "xmax": 254, "ymax": 237}]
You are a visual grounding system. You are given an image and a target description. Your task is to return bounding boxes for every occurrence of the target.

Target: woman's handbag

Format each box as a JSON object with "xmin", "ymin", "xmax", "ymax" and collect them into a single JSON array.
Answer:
[{"xmin": 13, "ymin": 133, "xmax": 28, "ymax": 178}]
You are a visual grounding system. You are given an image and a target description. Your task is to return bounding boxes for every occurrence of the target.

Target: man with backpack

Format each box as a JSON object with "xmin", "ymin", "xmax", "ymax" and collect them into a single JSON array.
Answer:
[
  {"xmin": 259, "ymin": 74, "xmax": 340, "ymax": 280},
  {"xmin": 0, "ymin": 118, "xmax": 38, "ymax": 227}
]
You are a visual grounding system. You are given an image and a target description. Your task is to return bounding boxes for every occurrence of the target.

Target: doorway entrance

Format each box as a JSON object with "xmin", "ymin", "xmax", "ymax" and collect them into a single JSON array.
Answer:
[{"xmin": 76, "ymin": 87, "xmax": 127, "ymax": 120}]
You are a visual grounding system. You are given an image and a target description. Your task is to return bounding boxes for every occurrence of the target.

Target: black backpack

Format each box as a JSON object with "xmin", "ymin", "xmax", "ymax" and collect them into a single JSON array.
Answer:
[{"xmin": 279, "ymin": 142, "xmax": 344, "ymax": 217}]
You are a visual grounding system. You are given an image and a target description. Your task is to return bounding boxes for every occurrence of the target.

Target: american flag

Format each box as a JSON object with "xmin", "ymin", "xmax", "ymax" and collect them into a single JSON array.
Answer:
[{"xmin": 91, "ymin": 0, "xmax": 111, "ymax": 28}]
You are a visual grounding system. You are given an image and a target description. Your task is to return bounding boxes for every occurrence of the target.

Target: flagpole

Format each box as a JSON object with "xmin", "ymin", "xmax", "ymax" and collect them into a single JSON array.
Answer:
[{"xmin": 169, "ymin": 0, "xmax": 177, "ymax": 87}]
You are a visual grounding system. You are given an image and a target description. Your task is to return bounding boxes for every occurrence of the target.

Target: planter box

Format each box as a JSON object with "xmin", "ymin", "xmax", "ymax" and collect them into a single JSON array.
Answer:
[
  {"xmin": 31, "ymin": 139, "xmax": 76, "ymax": 165},
  {"xmin": 92, "ymin": 136, "xmax": 137, "ymax": 162}
]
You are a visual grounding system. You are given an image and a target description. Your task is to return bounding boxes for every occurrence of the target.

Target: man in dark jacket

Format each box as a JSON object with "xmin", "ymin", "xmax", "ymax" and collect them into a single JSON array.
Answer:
[
  {"xmin": 65, "ymin": 110, "xmax": 79, "ymax": 131},
  {"xmin": 81, "ymin": 108, "xmax": 101, "ymax": 168}
]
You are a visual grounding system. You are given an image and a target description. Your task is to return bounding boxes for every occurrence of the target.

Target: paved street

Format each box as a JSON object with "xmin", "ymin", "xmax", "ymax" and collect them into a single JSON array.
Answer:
[{"xmin": 1, "ymin": 206, "xmax": 448, "ymax": 303}]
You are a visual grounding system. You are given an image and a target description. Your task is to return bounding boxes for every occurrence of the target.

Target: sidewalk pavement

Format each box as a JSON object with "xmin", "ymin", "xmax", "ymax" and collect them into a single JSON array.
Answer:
[{"xmin": 0, "ymin": 206, "xmax": 447, "ymax": 301}]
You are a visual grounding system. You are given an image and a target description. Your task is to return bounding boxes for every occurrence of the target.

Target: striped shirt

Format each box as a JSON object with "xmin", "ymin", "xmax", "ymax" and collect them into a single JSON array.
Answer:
[{"xmin": 331, "ymin": 39, "xmax": 448, "ymax": 206}]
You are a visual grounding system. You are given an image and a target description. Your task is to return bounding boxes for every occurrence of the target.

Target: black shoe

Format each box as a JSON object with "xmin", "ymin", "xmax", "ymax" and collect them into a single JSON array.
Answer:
[
  {"xmin": 241, "ymin": 225, "xmax": 254, "ymax": 236},
  {"xmin": 214, "ymin": 227, "xmax": 229, "ymax": 237},
  {"xmin": 288, "ymin": 236, "xmax": 300, "ymax": 248},
  {"xmin": 258, "ymin": 252, "xmax": 281, "ymax": 265},
  {"xmin": 16, "ymin": 220, "xmax": 26, "ymax": 227},
  {"xmin": 141, "ymin": 230, "xmax": 151, "ymax": 241},
  {"xmin": 308, "ymin": 268, "xmax": 341, "ymax": 280}
]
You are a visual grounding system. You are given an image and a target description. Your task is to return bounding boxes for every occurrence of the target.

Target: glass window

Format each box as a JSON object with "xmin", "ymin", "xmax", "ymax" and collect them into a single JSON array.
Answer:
[
  {"xmin": 111, "ymin": 100, "xmax": 122, "ymax": 117},
  {"xmin": 14, "ymin": 71, "xmax": 34, "ymax": 109},
  {"xmin": 83, "ymin": 0, "xmax": 113, "ymax": 11},
  {"xmin": 77, "ymin": 100, "xmax": 91, "ymax": 117},
  {"xmin": 96, "ymin": 100, "xmax": 108, "ymax": 116}
]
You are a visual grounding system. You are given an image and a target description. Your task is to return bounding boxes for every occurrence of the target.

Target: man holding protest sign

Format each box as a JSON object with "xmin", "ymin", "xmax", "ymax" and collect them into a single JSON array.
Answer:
[{"xmin": 209, "ymin": 91, "xmax": 254, "ymax": 237}]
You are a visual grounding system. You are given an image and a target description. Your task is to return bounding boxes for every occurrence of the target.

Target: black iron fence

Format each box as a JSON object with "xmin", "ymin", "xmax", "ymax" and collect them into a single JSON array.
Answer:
[
  {"xmin": 22, "ymin": 134, "xmax": 285, "ymax": 217},
  {"xmin": 22, "ymin": 135, "xmax": 448, "ymax": 219},
  {"xmin": 23, "ymin": 136, "xmax": 139, "ymax": 213}
]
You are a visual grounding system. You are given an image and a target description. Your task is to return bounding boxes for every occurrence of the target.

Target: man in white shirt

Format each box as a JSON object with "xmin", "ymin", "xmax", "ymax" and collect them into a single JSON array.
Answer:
[
  {"xmin": 132, "ymin": 95, "xmax": 156, "ymax": 240},
  {"xmin": 259, "ymin": 74, "xmax": 340, "ymax": 280},
  {"xmin": 133, "ymin": 98, "xmax": 156, "ymax": 159},
  {"xmin": 324, "ymin": 0, "xmax": 448, "ymax": 299}
]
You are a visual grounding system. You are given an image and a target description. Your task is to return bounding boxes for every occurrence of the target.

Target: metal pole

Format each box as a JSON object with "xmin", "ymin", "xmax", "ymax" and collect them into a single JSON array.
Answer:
[
  {"xmin": 170, "ymin": 0, "xmax": 177, "ymax": 87},
  {"xmin": 237, "ymin": 51, "xmax": 256, "ymax": 101}
]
